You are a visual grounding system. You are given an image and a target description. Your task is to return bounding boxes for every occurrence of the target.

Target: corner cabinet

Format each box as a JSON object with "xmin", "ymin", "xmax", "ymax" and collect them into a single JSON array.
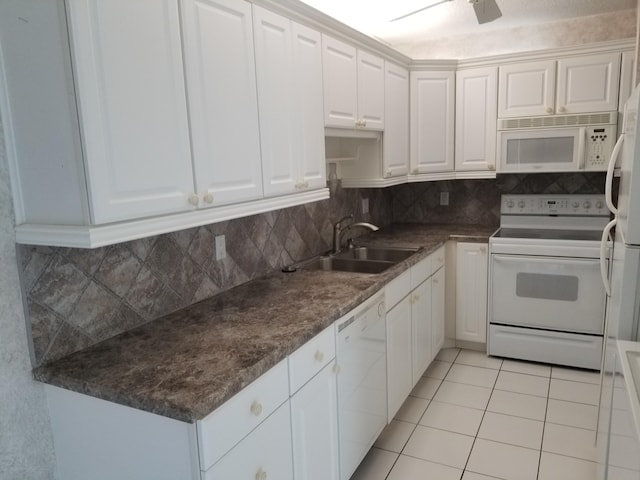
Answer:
[
  {"xmin": 498, "ymin": 53, "xmax": 621, "ymax": 117},
  {"xmin": 409, "ymin": 70, "xmax": 455, "ymax": 178},
  {"xmin": 455, "ymin": 67, "xmax": 498, "ymax": 177},
  {"xmin": 455, "ymin": 242, "xmax": 488, "ymax": 345}
]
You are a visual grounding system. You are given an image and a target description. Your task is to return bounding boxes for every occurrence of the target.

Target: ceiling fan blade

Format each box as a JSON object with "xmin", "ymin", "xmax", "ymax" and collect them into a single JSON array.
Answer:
[
  {"xmin": 472, "ymin": 0, "xmax": 502, "ymax": 24},
  {"xmin": 390, "ymin": 0, "xmax": 453, "ymax": 22}
]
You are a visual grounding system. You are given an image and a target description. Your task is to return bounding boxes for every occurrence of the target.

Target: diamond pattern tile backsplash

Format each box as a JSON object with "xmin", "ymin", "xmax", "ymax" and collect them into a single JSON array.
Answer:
[{"xmin": 18, "ymin": 172, "xmax": 609, "ymax": 366}]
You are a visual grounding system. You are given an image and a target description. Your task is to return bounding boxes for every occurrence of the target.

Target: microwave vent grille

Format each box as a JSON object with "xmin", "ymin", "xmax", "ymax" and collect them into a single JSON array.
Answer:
[{"xmin": 499, "ymin": 112, "xmax": 614, "ymax": 130}]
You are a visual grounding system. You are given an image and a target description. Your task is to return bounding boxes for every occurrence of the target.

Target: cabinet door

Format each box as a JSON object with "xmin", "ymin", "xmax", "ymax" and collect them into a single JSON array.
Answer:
[
  {"xmin": 323, "ymin": 35, "xmax": 358, "ymax": 128},
  {"xmin": 455, "ymin": 67, "xmax": 498, "ymax": 172},
  {"xmin": 290, "ymin": 362, "xmax": 340, "ymax": 480},
  {"xmin": 386, "ymin": 295, "xmax": 413, "ymax": 421},
  {"xmin": 67, "ymin": 0, "xmax": 194, "ymax": 223},
  {"xmin": 253, "ymin": 7, "xmax": 296, "ymax": 197},
  {"xmin": 292, "ymin": 23, "xmax": 326, "ymax": 191},
  {"xmin": 619, "ymin": 51, "xmax": 635, "ymax": 115},
  {"xmin": 204, "ymin": 401, "xmax": 293, "ymax": 480},
  {"xmin": 181, "ymin": 0, "xmax": 263, "ymax": 207},
  {"xmin": 410, "ymin": 71, "xmax": 455, "ymax": 174},
  {"xmin": 411, "ymin": 278, "xmax": 432, "ymax": 385},
  {"xmin": 498, "ymin": 60, "xmax": 556, "ymax": 118},
  {"xmin": 455, "ymin": 243, "xmax": 488, "ymax": 344},
  {"xmin": 357, "ymin": 50, "xmax": 385, "ymax": 130},
  {"xmin": 556, "ymin": 53, "xmax": 620, "ymax": 114},
  {"xmin": 384, "ymin": 62, "xmax": 410, "ymax": 178},
  {"xmin": 431, "ymin": 266, "xmax": 446, "ymax": 360}
]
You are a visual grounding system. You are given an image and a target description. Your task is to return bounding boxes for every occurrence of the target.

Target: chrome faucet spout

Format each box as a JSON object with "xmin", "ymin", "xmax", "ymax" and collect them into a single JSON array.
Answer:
[{"xmin": 332, "ymin": 220, "xmax": 379, "ymax": 254}]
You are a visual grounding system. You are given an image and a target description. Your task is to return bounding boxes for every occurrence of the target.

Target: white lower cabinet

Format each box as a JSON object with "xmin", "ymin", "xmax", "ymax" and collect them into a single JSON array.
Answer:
[
  {"xmin": 455, "ymin": 242, "xmax": 489, "ymax": 344},
  {"xmin": 411, "ymin": 277, "xmax": 432, "ymax": 385},
  {"xmin": 386, "ymin": 292, "xmax": 413, "ymax": 420},
  {"xmin": 431, "ymin": 266, "xmax": 446, "ymax": 355}
]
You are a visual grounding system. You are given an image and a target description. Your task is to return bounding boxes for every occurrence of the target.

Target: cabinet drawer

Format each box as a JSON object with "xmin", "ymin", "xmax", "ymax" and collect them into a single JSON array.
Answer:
[
  {"xmin": 202, "ymin": 401, "xmax": 293, "ymax": 480},
  {"xmin": 411, "ymin": 255, "xmax": 433, "ymax": 288},
  {"xmin": 431, "ymin": 245, "xmax": 445, "ymax": 273},
  {"xmin": 289, "ymin": 323, "xmax": 336, "ymax": 394},
  {"xmin": 197, "ymin": 359, "xmax": 289, "ymax": 471},
  {"xmin": 385, "ymin": 269, "xmax": 411, "ymax": 311}
]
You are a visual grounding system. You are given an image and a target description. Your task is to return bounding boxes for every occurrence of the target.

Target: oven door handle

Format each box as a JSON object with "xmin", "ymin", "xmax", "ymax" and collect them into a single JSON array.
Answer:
[
  {"xmin": 605, "ymin": 133, "xmax": 624, "ymax": 215},
  {"xmin": 600, "ymin": 218, "xmax": 616, "ymax": 297}
]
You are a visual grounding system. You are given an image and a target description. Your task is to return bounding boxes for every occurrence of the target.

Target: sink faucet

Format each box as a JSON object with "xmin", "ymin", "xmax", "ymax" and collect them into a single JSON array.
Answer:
[{"xmin": 332, "ymin": 215, "xmax": 379, "ymax": 254}]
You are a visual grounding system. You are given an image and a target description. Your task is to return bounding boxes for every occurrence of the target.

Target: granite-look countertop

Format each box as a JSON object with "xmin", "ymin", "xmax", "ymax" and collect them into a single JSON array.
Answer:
[{"xmin": 33, "ymin": 223, "xmax": 497, "ymax": 423}]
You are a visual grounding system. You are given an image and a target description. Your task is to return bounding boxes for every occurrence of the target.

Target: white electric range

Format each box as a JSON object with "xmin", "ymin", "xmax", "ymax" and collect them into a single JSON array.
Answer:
[{"xmin": 488, "ymin": 194, "xmax": 611, "ymax": 369}]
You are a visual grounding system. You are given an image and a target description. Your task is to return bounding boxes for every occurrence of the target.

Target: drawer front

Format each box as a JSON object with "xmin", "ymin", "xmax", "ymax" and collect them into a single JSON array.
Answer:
[
  {"xmin": 411, "ymin": 255, "xmax": 433, "ymax": 288},
  {"xmin": 289, "ymin": 323, "xmax": 336, "ymax": 395},
  {"xmin": 431, "ymin": 245, "xmax": 445, "ymax": 273},
  {"xmin": 385, "ymin": 269, "xmax": 411, "ymax": 311},
  {"xmin": 197, "ymin": 359, "xmax": 289, "ymax": 471},
  {"xmin": 203, "ymin": 401, "xmax": 293, "ymax": 480}
]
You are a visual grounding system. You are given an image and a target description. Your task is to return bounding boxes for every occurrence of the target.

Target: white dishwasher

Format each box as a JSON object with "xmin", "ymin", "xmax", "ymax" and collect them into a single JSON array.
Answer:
[{"xmin": 336, "ymin": 291, "xmax": 387, "ymax": 480}]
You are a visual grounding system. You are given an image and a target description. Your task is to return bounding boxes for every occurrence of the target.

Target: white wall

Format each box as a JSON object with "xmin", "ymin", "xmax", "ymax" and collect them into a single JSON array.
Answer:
[{"xmin": 0, "ymin": 116, "xmax": 57, "ymax": 477}]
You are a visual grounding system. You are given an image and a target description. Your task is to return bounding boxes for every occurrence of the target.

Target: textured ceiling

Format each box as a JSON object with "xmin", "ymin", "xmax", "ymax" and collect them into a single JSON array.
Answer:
[{"xmin": 300, "ymin": 0, "xmax": 637, "ymax": 47}]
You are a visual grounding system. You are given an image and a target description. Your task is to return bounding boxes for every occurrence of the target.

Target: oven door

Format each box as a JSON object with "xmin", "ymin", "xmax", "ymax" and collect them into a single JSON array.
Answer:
[{"xmin": 491, "ymin": 254, "xmax": 606, "ymax": 334}]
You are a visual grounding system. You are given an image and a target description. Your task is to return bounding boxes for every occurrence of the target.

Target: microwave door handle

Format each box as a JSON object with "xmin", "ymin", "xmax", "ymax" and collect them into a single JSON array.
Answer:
[
  {"xmin": 606, "ymin": 133, "xmax": 624, "ymax": 215},
  {"xmin": 600, "ymin": 218, "xmax": 616, "ymax": 297},
  {"xmin": 578, "ymin": 127, "xmax": 586, "ymax": 170}
]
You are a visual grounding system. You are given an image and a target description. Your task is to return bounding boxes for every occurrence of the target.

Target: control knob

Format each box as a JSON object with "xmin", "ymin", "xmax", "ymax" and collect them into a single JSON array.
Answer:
[
  {"xmin": 583, "ymin": 200, "xmax": 592, "ymax": 209},
  {"xmin": 595, "ymin": 200, "xmax": 604, "ymax": 209},
  {"xmin": 506, "ymin": 200, "xmax": 514, "ymax": 208},
  {"xmin": 572, "ymin": 201, "xmax": 580, "ymax": 209},
  {"xmin": 518, "ymin": 200, "xmax": 526, "ymax": 209}
]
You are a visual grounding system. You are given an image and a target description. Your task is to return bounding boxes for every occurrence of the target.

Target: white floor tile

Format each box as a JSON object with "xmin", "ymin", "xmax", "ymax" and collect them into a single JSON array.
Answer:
[
  {"xmin": 501, "ymin": 359, "xmax": 552, "ymax": 378},
  {"xmin": 462, "ymin": 472, "xmax": 502, "ymax": 480},
  {"xmin": 374, "ymin": 420, "xmax": 415, "ymax": 453},
  {"xmin": 538, "ymin": 452, "xmax": 597, "ymax": 480},
  {"xmin": 551, "ymin": 366, "xmax": 600, "ymax": 385},
  {"xmin": 495, "ymin": 370, "xmax": 550, "ymax": 397},
  {"xmin": 394, "ymin": 396, "xmax": 430, "ymax": 424},
  {"xmin": 477, "ymin": 411, "xmax": 543, "ymax": 450},
  {"xmin": 410, "ymin": 376, "xmax": 442, "ymax": 400},
  {"xmin": 546, "ymin": 399, "xmax": 598, "ymax": 430},
  {"xmin": 436, "ymin": 348, "xmax": 461, "ymax": 362},
  {"xmin": 433, "ymin": 381, "xmax": 493, "ymax": 410},
  {"xmin": 607, "ymin": 465, "xmax": 640, "ymax": 480},
  {"xmin": 445, "ymin": 364, "xmax": 499, "ymax": 389},
  {"xmin": 466, "ymin": 438, "xmax": 539, "ymax": 480},
  {"xmin": 549, "ymin": 378, "xmax": 600, "ymax": 405},
  {"xmin": 419, "ymin": 400, "xmax": 484, "ymax": 436},
  {"xmin": 542, "ymin": 423, "xmax": 598, "ymax": 462},
  {"xmin": 349, "ymin": 447, "xmax": 398, "ymax": 480},
  {"xmin": 402, "ymin": 425, "xmax": 474, "ymax": 469},
  {"xmin": 386, "ymin": 455, "xmax": 463, "ymax": 480},
  {"xmin": 455, "ymin": 350, "xmax": 503, "ymax": 370},
  {"xmin": 487, "ymin": 389, "xmax": 547, "ymax": 421},
  {"xmin": 423, "ymin": 360, "xmax": 452, "ymax": 380}
]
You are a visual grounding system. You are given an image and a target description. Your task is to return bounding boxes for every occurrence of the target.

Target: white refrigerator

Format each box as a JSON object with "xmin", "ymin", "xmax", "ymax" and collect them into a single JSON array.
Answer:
[{"xmin": 597, "ymin": 83, "xmax": 640, "ymax": 480}]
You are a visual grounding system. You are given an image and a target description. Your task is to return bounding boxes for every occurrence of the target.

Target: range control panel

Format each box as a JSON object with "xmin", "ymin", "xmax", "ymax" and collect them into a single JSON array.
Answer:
[{"xmin": 501, "ymin": 194, "xmax": 609, "ymax": 216}]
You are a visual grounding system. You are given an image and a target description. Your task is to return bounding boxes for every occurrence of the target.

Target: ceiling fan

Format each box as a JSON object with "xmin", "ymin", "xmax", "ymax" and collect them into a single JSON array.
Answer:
[{"xmin": 391, "ymin": 0, "xmax": 502, "ymax": 24}]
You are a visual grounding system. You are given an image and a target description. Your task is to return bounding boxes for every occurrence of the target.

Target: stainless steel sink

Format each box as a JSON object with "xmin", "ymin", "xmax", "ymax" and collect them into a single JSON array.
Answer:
[
  {"xmin": 297, "ymin": 246, "xmax": 419, "ymax": 274},
  {"xmin": 334, "ymin": 246, "xmax": 419, "ymax": 262}
]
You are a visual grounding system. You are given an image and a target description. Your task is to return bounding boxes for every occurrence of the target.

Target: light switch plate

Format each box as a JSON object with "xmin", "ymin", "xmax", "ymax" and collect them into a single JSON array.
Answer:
[
  {"xmin": 440, "ymin": 192, "xmax": 449, "ymax": 206},
  {"xmin": 362, "ymin": 198, "xmax": 369, "ymax": 214},
  {"xmin": 215, "ymin": 235, "xmax": 226, "ymax": 260}
]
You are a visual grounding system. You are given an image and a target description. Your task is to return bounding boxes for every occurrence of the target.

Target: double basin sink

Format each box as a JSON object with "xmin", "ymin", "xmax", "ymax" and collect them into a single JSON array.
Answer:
[{"xmin": 294, "ymin": 246, "xmax": 420, "ymax": 274}]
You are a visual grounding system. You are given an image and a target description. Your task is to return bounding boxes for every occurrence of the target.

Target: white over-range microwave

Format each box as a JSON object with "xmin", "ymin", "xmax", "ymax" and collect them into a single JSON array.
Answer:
[{"xmin": 496, "ymin": 112, "xmax": 617, "ymax": 173}]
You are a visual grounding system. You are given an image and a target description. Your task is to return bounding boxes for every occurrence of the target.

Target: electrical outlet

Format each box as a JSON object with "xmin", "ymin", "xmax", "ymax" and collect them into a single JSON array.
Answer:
[
  {"xmin": 440, "ymin": 191, "xmax": 450, "ymax": 206},
  {"xmin": 361, "ymin": 198, "xmax": 369, "ymax": 214},
  {"xmin": 215, "ymin": 235, "xmax": 226, "ymax": 260}
]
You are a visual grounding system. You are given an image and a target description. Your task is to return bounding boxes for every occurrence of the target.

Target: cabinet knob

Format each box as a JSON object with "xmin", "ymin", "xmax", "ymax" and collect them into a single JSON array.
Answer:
[
  {"xmin": 433, "ymin": 278, "xmax": 439, "ymax": 284},
  {"xmin": 250, "ymin": 401, "xmax": 263, "ymax": 417},
  {"xmin": 558, "ymin": 106, "xmax": 566, "ymax": 113},
  {"xmin": 332, "ymin": 363, "xmax": 341, "ymax": 374},
  {"xmin": 545, "ymin": 107, "xmax": 553, "ymax": 114},
  {"xmin": 314, "ymin": 350, "xmax": 324, "ymax": 363},
  {"xmin": 480, "ymin": 246, "xmax": 487, "ymax": 253},
  {"xmin": 412, "ymin": 168, "xmax": 419, "ymax": 175},
  {"xmin": 203, "ymin": 193, "xmax": 214, "ymax": 204},
  {"xmin": 255, "ymin": 468, "xmax": 267, "ymax": 480},
  {"xmin": 413, "ymin": 294, "xmax": 420, "ymax": 302},
  {"xmin": 488, "ymin": 164, "xmax": 496, "ymax": 171},
  {"xmin": 188, "ymin": 194, "xmax": 199, "ymax": 206},
  {"xmin": 302, "ymin": 181, "xmax": 309, "ymax": 189}
]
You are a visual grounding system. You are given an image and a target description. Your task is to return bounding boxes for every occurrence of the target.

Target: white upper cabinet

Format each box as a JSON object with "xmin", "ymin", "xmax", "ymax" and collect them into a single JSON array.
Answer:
[
  {"xmin": 383, "ymin": 62, "xmax": 410, "ymax": 178},
  {"xmin": 67, "ymin": 0, "xmax": 194, "ymax": 224},
  {"xmin": 181, "ymin": 0, "xmax": 263, "ymax": 207},
  {"xmin": 455, "ymin": 67, "xmax": 498, "ymax": 175},
  {"xmin": 410, "ymin": 70, "xmax": 455, "ymax": 174},
  {"xmin": 499, "ymin": 53, "xmax": 621, "ymax": 117},
  {"xmin": 253, "ymin": 7, "xmax": 325, "ymax": 197},
  {"xmin": 322, "ymin": 35, "xmax": 384, "ymax": 130}
]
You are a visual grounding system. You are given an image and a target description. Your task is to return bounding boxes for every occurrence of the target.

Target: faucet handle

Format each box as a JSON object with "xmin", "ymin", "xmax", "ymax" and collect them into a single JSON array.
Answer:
[{"xmin": 335, "ymin": 214, "xmax": 354, "ymax": 227}]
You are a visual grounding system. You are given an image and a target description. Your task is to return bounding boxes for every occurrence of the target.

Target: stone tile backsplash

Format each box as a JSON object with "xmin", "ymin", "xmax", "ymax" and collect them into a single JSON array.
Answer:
[{"xmin": 18, "ymin": 172, "xmax": 608, "ymax": 366}]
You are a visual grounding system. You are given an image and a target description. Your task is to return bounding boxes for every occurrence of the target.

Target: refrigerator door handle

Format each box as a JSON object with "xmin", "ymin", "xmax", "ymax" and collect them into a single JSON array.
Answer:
[
  {"xmin": 605, "ymin": 134, "xmax": 624, "ymax": 215},
  {"xmin": 600, "ymin": 218, "xmax": 616, "ymax": 297}
]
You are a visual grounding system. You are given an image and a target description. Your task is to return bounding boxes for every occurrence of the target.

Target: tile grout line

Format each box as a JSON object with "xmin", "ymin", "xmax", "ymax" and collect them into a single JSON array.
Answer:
[{"xmin": 535, "ymin": 372, "xmax": 552, "ymax": 480}]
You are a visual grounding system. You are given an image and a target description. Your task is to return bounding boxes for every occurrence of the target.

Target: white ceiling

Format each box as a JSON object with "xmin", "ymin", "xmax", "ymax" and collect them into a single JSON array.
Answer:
[{"xmin": 299, "ymin": 0, "xmax": 637, "ymax": 48}]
